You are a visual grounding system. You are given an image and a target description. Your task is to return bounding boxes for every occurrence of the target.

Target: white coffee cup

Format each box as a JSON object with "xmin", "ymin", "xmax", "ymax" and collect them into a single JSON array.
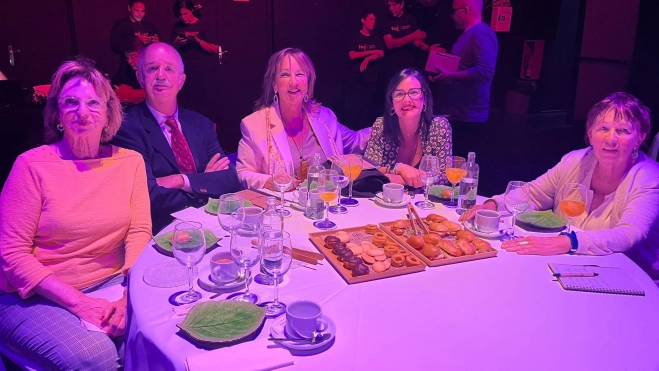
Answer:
[
  {"xmin": 382, "ymin": 183, "xmax": 404, "ymax": 203},
  {"xmin": 210, "ymin": 251, "xmax": 240, "ymax": 283},
  {"xmin": 474, "ymin": 209, "xmax": 500, "ymax": 233},
  {"xmin": 293, "ymin": 186, "xmax": 309, "ymax": 206},
  {"xmin": 237, "ymin": 206, "xmax": 264, "ymax": 226},
  {"xmin": 286, "ymin": 300, "xmax": 328, "ymax": 339}
]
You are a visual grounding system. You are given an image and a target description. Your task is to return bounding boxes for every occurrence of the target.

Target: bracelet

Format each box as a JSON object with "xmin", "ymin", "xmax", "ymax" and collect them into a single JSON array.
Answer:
[
  {"xmin": 559, "ymin": 231, "xmax": 578, "ymax": 255},
  {"xmin": 392, "ymin": 163, "xmax": 402, "ymax": 175},
  {"xmin": 483, "ymin": 198, "xmax": 498, "ymax": 210}
]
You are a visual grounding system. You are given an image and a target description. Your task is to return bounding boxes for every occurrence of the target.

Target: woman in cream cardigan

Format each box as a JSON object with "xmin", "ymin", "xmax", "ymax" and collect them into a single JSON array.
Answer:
[
  {"xmin": 461, "ymin": 92, "xmax": 659, "ymax": 282},
  {"xmin": 236, "ymin": 48, "xmax": 371, "ymax": 190}
]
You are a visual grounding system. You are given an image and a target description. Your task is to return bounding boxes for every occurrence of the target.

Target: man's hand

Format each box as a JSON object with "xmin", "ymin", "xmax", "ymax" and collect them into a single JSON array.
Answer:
[
  {"xmin": 205, "ymin": 153, "xmax": 230, "ymax": 173},
  {"xmin": 429, "ymin": 44, "xmax": 444, "ymax": 53},
  {"xmin": 360, "ymin": 58, "xmax": 371, "ymax": 72},
  {"xmin": 173, "ymin": 36, "xmax": 188, "ymax": 47},
  {"xmin": 429, "ymin": 65, "xmax": 454, "ymax": 83},
  {"xmin": 156, "ymin": 174, "xmax": 184, "ymax": 189},
  {"xmin": 372, "ymin": 50, "xmax": 385, "ymax": 58}
]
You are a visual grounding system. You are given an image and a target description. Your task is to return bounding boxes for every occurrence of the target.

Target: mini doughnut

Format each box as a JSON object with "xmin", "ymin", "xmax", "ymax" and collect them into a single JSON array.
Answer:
[
  {"xmin": 384, "ymin": 240, "xmax": 399, "ymax": 248},
  {"xmin": 405, "ymin": 255, "xmax": 421, "ymax": 267},
  {"xmin": 335, "ymin": 231, "xmax": 350, "ymax": 243},
  {"xmin": 374, "ymin": 254, "xmax": 387, "ymax": 262},
  {"xmin": 366, "ymin": 248, "xmax": 385, "ymax": 257},
  {"xmin": 456, "ymin": 230, "xmax": 476, "ymax": 242},
  {"xmin": 348, "ymin": 244, "xmax": 364, "ymax": 256},
  {"xmin": 365, "ymin": 224, "xmax": 379, "ymax": 234},
  {"xmin": 372, "ymin": 261, "xmax": 389, "ymax": 272},
  {"xmin": 361, "ymin": 253, "xmax": 376, "ymax": 264},
  {"xmin": 324, "ymin": 236, "xmax": 340, "ymax": 249},
  {"xmin": 441, "ymin": 220, "xmax": 462, "ymax": 235},
  {"xmin": 384, "ymin": 245, "xmax": 399, "ymax": 257},
  {"xmin": 456, "ymin": 238, "xmax": 476, "ymax": 255},
  {"xmin": 391, "ymin": 254, "xmax": 406, "ymax": 267},
  {"xmin": 371, "ymin": 233, "xmax": 388, "ymax": 247},
  {"xmin": 352, "ymin": 263, "xmax": 369, "ymax": 277},
  {"xmin": 397, "ymin": 249, "xmax": 411, "ymax": 257}
]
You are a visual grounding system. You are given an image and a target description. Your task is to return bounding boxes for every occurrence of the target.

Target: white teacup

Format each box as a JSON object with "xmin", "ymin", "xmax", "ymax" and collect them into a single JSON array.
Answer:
[
  {"xmin": 210, "ymin": 251, "xmax": 240, "ymax": 283},
  {"xmin": 474, "ymin": 209, "xmax": 500, "ymax": 233},
  {"xmin": 382, "ymin": 183, "xmax": 404, "ymax": 203},
  {"xmin": 237, "ymin": 206, "xmax": 264, "ymax": 226},
  {"xmin": 286, "ymin": 300, "xmax": 327, "ymax": 339},
  {"xmin": 293, "ymin": 187, "xmax": 309, "ymax": 206}
]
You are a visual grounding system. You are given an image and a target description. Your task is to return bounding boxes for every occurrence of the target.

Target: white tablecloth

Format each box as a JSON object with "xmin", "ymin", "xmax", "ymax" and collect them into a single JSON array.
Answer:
[{"xmin": 126, "ymin": 194, "xmax": 659, "ymax": 371}]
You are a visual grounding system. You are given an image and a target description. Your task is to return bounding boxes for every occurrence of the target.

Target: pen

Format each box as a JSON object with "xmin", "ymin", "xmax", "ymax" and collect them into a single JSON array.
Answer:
[{"xmin": 553, "ymin": 272, "xmax": 599, "ymax": 278}]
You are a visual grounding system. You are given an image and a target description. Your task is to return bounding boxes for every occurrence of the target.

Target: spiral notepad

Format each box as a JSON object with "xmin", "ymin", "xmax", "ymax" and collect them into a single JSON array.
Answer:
[{"xmin": 548, "ymin": 264, "xmax": 645, "ymax": 296}]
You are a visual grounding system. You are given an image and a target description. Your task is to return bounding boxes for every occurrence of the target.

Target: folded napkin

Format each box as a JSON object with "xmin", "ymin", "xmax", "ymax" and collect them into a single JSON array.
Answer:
[{"xmin": 185, "ymin": 338, "xmax": 294, "ymax": 371}]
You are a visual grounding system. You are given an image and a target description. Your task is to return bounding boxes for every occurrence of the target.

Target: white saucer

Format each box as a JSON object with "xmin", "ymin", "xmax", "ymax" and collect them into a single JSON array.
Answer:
[
  {"xmin": 270, "ymin": 314, "xmax": 336, "ymax": 351},
  {"xmin": 197, "ymin": 265, "xmax": 246, "ymax": 291},
  {"xmin": 372, "ymin": 193, "xmax": 411, "ymax": 208},
  {"xmin": 464, "ymin": 221, "xmax": 503, "ymax": 239},
  {"xmin": 289, "ymin": 202, "xmax": 305, "ymax": 212}
]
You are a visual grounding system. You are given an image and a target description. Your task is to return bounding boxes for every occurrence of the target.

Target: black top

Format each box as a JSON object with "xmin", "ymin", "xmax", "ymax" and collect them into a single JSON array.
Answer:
[
  {"xmin": 380, "ymin": 13, "xmax": 420, "ymax": 73},
  {"xmin": 348, "ymin": 31, "xmax": 385, "ymax": 84},
  {"xmin": 110, "ymin": 16, "xmax": 159, "ymax": 86},
  {"xmin": 171, "ymin": 18, "xmax": 216, "ymax": 57}
]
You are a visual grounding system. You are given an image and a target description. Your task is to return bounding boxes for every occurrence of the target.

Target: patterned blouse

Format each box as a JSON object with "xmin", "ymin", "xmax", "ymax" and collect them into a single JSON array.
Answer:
[{"xmin": 364, "ymin": 116, "xmax": 452, "ymax": 184}]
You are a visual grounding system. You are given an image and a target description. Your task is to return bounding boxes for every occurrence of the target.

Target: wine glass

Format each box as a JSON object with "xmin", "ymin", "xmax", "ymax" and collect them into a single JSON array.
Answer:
[
  {"xmin": 329, "ymin": 161, "xmax": 349, "ymax": 214},
  {"xmin": 415, "ymin": 155, "xmax": 439, "ymax": 210},
  {"xmin": 339, "ymin": 155, "xmax": 363, "ymax": 207},
  {"xmin": 501, "ymin": 181, "xmax": 530, "ymax": 241},
  {"xmin": 171, "ymin": 221, "xmax": 206, "ymax": 304},
  {"xmin": 218, "ymin": 193, "xmax": 245, "ymax": 237},
  {"xmin": 271, "ymin": 161, "xmax": 294, "ymax": 218},
  {"xmin": 445, "ymin": 156, "xmax": 466, "ymax": 208},
  {"xmin": 229, "ymin": 231, "xmax": 263, "ymax": 303},
  {"xmin": 314, "ymin": 169, "xmax": 339, "ymax": 230},
  {"xmin": 557, "ymin": 183, "xmax": 588, "ymax": 233},
  {"xmin": 260, "ymin": 230, "xmax": 293, "ymax": 317}
]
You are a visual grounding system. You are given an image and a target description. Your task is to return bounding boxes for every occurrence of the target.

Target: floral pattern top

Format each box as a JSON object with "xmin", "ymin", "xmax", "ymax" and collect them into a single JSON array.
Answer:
[{"xmin": 364, "ymin": 116, "xmax": 452, "ymax": 184}]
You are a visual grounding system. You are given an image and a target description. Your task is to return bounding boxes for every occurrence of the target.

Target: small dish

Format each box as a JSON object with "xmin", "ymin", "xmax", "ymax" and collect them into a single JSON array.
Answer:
[
  {"xmin": 289, "ymin": 201, "xmax": 305, "ymax": 212},
  {"xmin": 270, "ymin": 314, "xmax": 336, "ymax": 351},
  {"xmin": 153, "ymin": 229, "xmax": 221, "ymax": 256},
  {"xmin": 197, "ymin": 265, "xmax": 246, "ymax": 291},
  {"xmin": 464, "ymin": 221, "xmax": 503, "ymax": 239},
  {"xmin": 372, "ymin": 193, "xmax": 411, "ymax": 208}
]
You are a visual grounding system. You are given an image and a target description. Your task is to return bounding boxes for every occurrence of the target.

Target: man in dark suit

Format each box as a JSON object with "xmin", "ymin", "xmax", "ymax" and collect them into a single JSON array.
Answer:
[{"xmin": 113, "ymin": 43, "xmax": 243, "ymax": 233}]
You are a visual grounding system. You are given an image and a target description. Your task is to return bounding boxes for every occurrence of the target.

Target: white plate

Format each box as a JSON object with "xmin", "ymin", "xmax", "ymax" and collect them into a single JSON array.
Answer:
[
  {"xmin": 289, "ymin": 201, "xmax": 305, "ymax": 212},
  {"xmin": 372, "ymin": 193, "xmax": 411, "ymax": 208},
  {"xmin": 197, "ymin": 265, "xmax": 246, "ymax": 291},
  {"xmin": 464, "ymin": 221, "xmax": 503, "ymax": 239},
  {"xmin": 270, "ymin": 314, "xmax": 336, "ymax": 351}
]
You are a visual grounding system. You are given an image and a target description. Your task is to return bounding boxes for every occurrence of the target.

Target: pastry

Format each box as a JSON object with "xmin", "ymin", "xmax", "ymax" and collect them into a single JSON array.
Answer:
[
  {"xmin": 366, "ymin": 248, "xmax": 385, "ymax": 257},
  {"xmin": 405, "ymin": 255, "xmax": 421, "ymax": 267},
  {"xmin": 348, "ymin": 243, "xmax": 364, "ymax": 256},
  {"xmin": 335, "ymin": 231, "xmax": 350, "ymax": 243},
  {"xmin": 428, "ymin": 223, "xmax": 449, "ymax": 236},
  {"xmin": 397, "ymin": 249, "xmax": 411, "ymax": 257},
  {"xmin": 343, "ymin": 257, "xmax": 362, "ymax": 270},
  {"xmin": 361, "ymin": 253, "xmax": 376, "ymax": 264},
  {"xmin": 372, "ymin": 261, "xmax": 389, "ymax": 273},
  {"xmin": 337, "ymin": 249, "xmax": 354, "ymax": 262},
  {"xmin": 374, "ymin": 254, "xmax": 387, "ymax": 262},
  {"xmin": 391, "ymin": 254, "xmax": 406, "ymax": 267},
  {"xmin": 426, "ymin": 214, "xmax": 447, "ymax": 224},
  {"xmin": 372, "ymin": 232, "xmax": 388, "ymax": 247},
  {"xmin": 456, "ymin": 230, "xmax": 476, "ymax": 242},
  {"xmin": 438, "ymin": 240, "xmax": 463, "ymax": 257},
  {"xmin": 324, "ymin": 236, "xmax": 340, "ymax": 249},
  {"xmin": 391, "ymin": 220, "xmax": 409, "ymax": 235},
  {"xmin": 406, "ymin": 235, "xmax": 425, "ymax": 250},
  {"xmin": 441, "ymin": 220, "xmax": 462, "ymax": 235},
  {"xmin": 421, "ymin": 244, "xmax": 442, "ymax": 259},
  {"xmin": 365, "ymin": 224, "xmax": 379, "ymax": 234},
  {"xmin": 384, "ymin": 240, "xmax": 399, "ymax": 248},
  {"xmin": 332, "ymin": 242, "xmax": 347, "ymax": 256},
  {"xmin": 352, "ymin": 264, "xmax": 369, "ymax": 277},
  {"xmin": 455, "ymin": 239, "xmax": 476, "ymax": 255},
  {"xmin": 423, "ymin": 233, "xmax": 442, "ymax": 245},
  {"xmin": 384, "ymin": 245, "xmax": 398, "ymax": 257},
  {"xmin": 360, "ymin": 241, "xmax": 378, "ymax": 251},
  {"xmin": 383, "ymin": 259, "xmax": 391, "ymax": 270},
  {"xmin": 471, "ymin": 238, "xmax": 494, "ymax": 253}
]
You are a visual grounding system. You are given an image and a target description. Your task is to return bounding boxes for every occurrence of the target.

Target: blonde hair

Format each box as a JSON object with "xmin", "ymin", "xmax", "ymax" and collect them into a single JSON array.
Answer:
[
  {"xmin": 254, "ymin": 48, "xmax": 320, "ymax": 115},
  {"xmin": 44, "ymin": 57, "xmax": 123, "ymax": 144}
]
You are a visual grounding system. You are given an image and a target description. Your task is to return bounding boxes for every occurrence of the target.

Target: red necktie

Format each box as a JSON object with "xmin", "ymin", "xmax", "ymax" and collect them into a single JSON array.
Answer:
[{"xmin": 164, "ymin": 117, "xmax": 197, "ymax": 174}]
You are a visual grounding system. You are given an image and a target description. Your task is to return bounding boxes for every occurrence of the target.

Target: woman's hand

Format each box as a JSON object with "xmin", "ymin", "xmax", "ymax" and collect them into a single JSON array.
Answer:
[
  {"xmin": 101, "ymin": 295, "xmax": 128, "ymax": 338},
  {"xmin": 360, "ymin": 58, "xmax": 370, "ymax": 72},
  {"xmin": 458, "ymin": 202, "xmax": 497, "ymax": 223},
  {"xmin": 385, "ymin": 173, "xmax": 405, "ymax": 185},
  {"xmin": 263, "ymin": 178, "xmax": 300, "ymax": 192},
  {"xmin": 71, "ymin": 296, "xmax": 111, "ymax": 328},
  {"xmin": 501, "ymin": 235, "xmax": 572, "ymax": 256},
  {"xmin": 397, "ymin": 164, "xmax": 424, "ymax": 188}
]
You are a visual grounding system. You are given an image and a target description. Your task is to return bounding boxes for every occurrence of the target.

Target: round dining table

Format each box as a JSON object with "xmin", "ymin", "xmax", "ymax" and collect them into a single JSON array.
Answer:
[{"xmin": 126, "ymin": 193, "xmax": 659, "ymax": 371}]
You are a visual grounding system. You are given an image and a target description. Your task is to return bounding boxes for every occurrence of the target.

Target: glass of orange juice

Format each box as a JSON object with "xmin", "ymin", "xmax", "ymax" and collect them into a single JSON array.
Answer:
[
  {"xmin": 557, "ymin": 183, "xmax": 588, "ymax": 233},
  {"xmin": 314, "ymin": 169, "xmax": 339, "ymax": 230},
  {"xmin": 445, "ymin": 156, "xmax": 466, "ymax": 208},
  {"xmin": 339, "ymin": 155, "xmax": 363, "ymax": 207}
]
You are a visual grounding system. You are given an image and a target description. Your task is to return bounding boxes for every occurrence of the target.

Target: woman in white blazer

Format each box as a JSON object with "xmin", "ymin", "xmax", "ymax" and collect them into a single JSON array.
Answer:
[{"xmin": 237, "ymin": 48, "xmax": 371, "ymax": 190}]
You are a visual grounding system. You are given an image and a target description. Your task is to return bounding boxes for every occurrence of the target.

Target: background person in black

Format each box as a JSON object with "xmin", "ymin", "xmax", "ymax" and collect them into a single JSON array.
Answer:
[
  {"xmin": 171, "ymin": 0, "xmax": 222, "ymax": 121},
  {"xmin": 381, "ymin": 0, "xmax": 439, "ymax": 81},
  {"xmin": 112, "ymin": 38, "xmax": 144, "ymax": 89},
  {"xmin": 110, "ymin": 0, "xmax": 159, "ymax": 90},
  {"xmin": 342, "ymin": 10, "xmax": 386, "ymax": 130}
]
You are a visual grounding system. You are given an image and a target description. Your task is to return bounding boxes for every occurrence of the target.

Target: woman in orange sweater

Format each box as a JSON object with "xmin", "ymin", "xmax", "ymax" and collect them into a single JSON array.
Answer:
[{"xmin": 0, "ymin": 58, "xmax": 152, "ymax": 369}]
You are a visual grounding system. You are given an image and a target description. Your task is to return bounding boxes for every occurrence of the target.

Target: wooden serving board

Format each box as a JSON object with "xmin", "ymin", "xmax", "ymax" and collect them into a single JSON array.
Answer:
[
  {"xmin": 379, "ymin": 221, "xmax": 498, "ymax": 267},
  {"xmin": 308, "ymin": 226, "xmax": 426, "ymax": 284}
]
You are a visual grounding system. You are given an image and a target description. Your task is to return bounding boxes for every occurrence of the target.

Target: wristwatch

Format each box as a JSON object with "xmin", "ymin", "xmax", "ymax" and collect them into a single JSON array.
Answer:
[{"xmin": 559, "ymin": 231, "xmax": 578, "ymax": 255}]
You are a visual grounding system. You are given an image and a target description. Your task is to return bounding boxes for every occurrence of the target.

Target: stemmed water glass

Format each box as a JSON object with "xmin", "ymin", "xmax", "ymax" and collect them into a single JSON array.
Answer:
[
  {"xmin": 171, "ymin": 221, "xmax": 206, "ymax": 304},
  {"xmin": 218, "ymin": 193, "xmax": 245, "ymax": 237},
  {"xmin": 271, "ymin": 161, "xmax": 294, "ymax": 218},
  {"xmin": 557, "ymin": 182, "xmax": 588, "ymax": 233},
  {"xmin": 329, "ymin": 161, "xmax": 349, "ymax": 214},
  {"xmin": 314, "ymin": 169, "xmax": 339, "ymax": 230},
  {"xmin": 501, "ymin": 181, "xmax": 530, "ymax": 241},
  {"xmin": 228, "ymin": 231, "xmax": 263, "ymax": 303},
  {"xmin": 260, "ymin": 230, "xmax": 293, "ymax": 317},
  {"xmin": 445, "ymin": 156, "xmax": 466, "ymax": 208},
  {"xmin": 339, "ymin": 155, "xmax": 363, "ymax": 207},
  {"xmin": 415, "ymin": 155, "xmax": 439, "ymax": 210}
]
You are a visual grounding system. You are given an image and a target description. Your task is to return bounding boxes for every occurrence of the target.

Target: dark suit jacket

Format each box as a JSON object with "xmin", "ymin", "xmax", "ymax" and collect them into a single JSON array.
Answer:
[{"xmin": 112, "ymin": 102, "xmax": 243, "ymax": 233}]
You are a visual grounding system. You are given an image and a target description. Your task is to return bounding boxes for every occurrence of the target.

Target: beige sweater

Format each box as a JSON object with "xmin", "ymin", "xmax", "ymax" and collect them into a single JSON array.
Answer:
[
  {"xmin": 493, "ymin": 148, "xmax": 659, "ymax": 280},
  {"xmin": 0, "ymin": 145, "xmax": 152, "ymax": 298}
]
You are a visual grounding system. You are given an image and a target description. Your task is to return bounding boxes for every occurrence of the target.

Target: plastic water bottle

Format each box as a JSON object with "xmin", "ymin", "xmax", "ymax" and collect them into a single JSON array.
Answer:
[
  {"xmin": 305, "ymin": 153, "xmax": 325, "ymax": 220},
  {"xmin": 459, "ymin": 152, "xmax": 479, "ymax": 212},
  {"xmin": 258, "ymin": 197, "xmax": 284, "ymax": 284}
]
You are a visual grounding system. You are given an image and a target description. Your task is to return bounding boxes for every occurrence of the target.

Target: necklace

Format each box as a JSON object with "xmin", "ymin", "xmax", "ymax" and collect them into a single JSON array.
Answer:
[{"xmin": 284, "ymin": 116, "xmax": 310, "ymax": 180}]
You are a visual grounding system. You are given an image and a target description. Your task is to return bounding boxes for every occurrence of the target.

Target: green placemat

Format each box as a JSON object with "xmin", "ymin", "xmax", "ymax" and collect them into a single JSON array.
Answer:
[
  {"xmin": 177, "ymin": 301, "xmax": 266, "ymax": 344},
  {"xmin": 204, "ymin": 199, "xmax": 253, "ymax": 215},
  {"xmin": 153, "ymin": 229, "xmax": 221, "ymax": 256},
  {"xmin": 517, "ymin": 210, "xmax": 567, "ymax": 229},
  {"xmin": 428, "ymin": 185, "xmax": 459, "ymax": 200}
]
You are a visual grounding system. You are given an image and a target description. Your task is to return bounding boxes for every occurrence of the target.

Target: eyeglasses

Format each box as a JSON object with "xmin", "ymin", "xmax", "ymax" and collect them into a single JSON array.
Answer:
[
  {"xmin": 392, "ymin": 88, "xmax": 423, "ymax": 102},
  {"xmin": 58, "ymin": 96, "xmax": 106, "ymax": 112},
  {"xmin": 452, "ymin": 7, "xmax": 468, "ymax": 13}
]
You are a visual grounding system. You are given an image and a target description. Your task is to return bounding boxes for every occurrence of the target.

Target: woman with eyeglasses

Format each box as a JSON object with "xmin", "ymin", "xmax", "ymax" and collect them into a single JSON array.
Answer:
[
  {"xmin": 0, "ymin": 58, "xmax": 151, "ymax": 369},
  {"xmin": 364, "ymin": 68, "xmax": 452, "ymax": 188}
]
